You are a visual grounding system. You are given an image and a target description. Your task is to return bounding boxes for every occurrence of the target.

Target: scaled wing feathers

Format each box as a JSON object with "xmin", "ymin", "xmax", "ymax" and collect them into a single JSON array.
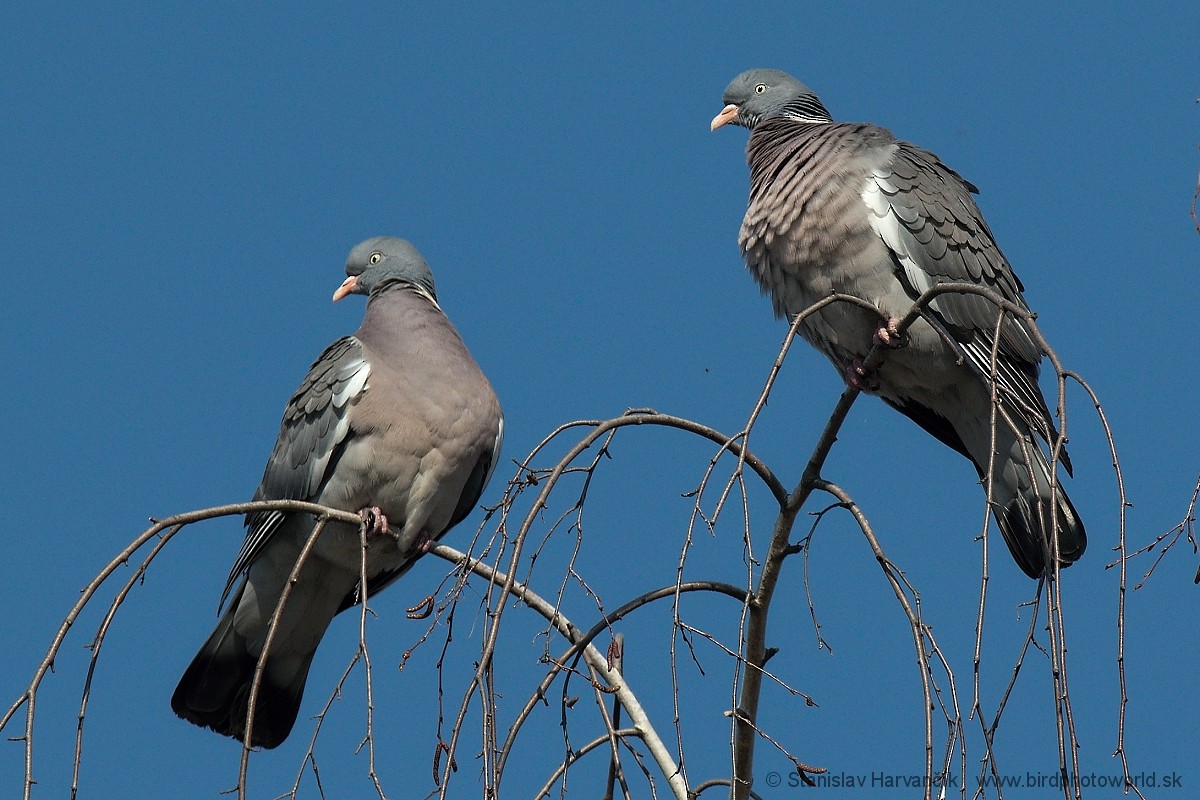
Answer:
[
  {"xmin": 221, "ymin": 336, "xmax": 371, "ymax": 606},
  {"xmin": 862, "ymin": 141, "xmax": 1063, "ymax": 457}
]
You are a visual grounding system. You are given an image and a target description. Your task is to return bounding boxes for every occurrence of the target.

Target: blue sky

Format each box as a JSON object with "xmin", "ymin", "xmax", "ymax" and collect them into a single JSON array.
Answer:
[{"xmin": 2, "ymin": 4, "xmax": 1198, "ymax": 798}]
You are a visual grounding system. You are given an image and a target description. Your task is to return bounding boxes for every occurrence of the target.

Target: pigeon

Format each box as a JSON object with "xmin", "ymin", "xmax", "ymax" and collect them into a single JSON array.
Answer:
[
  {"xmin": 172, "ymin": 236, "xmax": 504, "ymax": 747},
  {"xmin": 712, "ymin": 68, "xmax": 1083, "ymax": 578}
]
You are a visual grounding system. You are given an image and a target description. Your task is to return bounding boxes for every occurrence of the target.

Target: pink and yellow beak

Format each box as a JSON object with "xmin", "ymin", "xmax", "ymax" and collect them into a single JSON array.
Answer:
[
  {"xmin": 710, "ymin": 103, "xmax": 739, "ymax": 131},
  {"xmin": 332, "ymin": 275, "xmax": 358, "ymax": 302}
]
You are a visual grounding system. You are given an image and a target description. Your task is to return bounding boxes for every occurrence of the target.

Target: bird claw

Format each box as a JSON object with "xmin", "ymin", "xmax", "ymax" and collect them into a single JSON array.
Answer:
[
  {"xmin": 874, "ymin": 318, "xmax": 904, "ymax": 349},
  {"xmin": 358, "ymin": 506, "xmax": 390, "ymax": 539},
  {"xmin": 849, "ymin": 319, "xmax": 902, "ymax": 390},
  {"xmin": 846, "ymin": 359, "xmax": 879, "ymax": 392}
]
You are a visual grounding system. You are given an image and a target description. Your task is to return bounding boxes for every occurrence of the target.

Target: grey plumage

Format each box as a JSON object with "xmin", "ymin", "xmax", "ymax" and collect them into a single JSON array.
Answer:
[
  {"xmin": 713, "ymin": 69, "xmax": 1083, "ymax": 578},
  {"xmin": 172, "ymin": 237, "xmax": 504, "ymax": 747}
]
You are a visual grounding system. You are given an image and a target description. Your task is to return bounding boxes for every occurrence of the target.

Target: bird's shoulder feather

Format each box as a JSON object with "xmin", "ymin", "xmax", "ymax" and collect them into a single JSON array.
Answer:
[{"xmin": 221, "ymin": 335, "xmax": 371, "ymax": 606}]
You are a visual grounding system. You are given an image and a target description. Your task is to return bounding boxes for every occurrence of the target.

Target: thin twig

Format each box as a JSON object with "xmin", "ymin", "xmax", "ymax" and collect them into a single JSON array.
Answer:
[
  {"xmin": 355, "ymin": 521, "xmax": 387, "ymax": 799},
  {"xmin": 239, "ymin": 515, "xmax": 333, "ymax": 798},
  {"xmin": 426, "ymin": 541, "xmax": 690, "ymax": 800},
  {"xmin": 494, "ymin": 581, "xmax": 748, "ymax": 788},
  {"xmin": 1063, "ymin": 372, "xmax": 1142, "ymax": 798},
  {"xmin": 0, "ymin": 500, "xmax": 364, "ymax": 800}
]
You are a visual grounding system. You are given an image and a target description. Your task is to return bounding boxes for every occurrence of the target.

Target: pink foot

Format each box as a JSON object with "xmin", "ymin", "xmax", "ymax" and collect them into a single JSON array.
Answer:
[
  {"xmin": 358, "ymin": 506, "xmax": 390, "ymax": 538},
  {"xmin": 874, "ymin": 318, "xmax": 904, "ymax": 348},
  {"xmin": 845, "ymin": 359, "xmax": 879, "ymax": 392}
]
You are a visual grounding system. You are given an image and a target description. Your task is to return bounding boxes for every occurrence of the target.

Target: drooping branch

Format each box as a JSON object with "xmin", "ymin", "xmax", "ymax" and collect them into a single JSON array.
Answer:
[
  {"xmin": 1191, "ymin": 141, "xmax": 1199, "ymax": 235},
  {"xmin": 728, "ymin": 280, "xmax": 1093, "ymax": 800},
  {"xmin": 3, "ymin": 277, "xmax": 1122, "ymax": 800},
  {"xmin": 494, "ymin": 581, "xmax": 749, "ymax": 785},
  {"xmin": 72, "ymin": 525, "xmax": 175, "ymax": 800},
  {"xmin": 428, "ymin": 541, "xmax": 690, "ymax": 800},
  {"xmin": 437, "ymin": 407, "xmax": 788, "ymax": 796},
  {"xmin": 0, "ymin": 500, "xmax": 365, "ymax": 800},
  {"xmin": 237, "ymin": 515, "xmax": 333, "ymax": 797},
  {"xmin": 1064, "ymin": 372, "xmax": 1141, "ymax": 799}
]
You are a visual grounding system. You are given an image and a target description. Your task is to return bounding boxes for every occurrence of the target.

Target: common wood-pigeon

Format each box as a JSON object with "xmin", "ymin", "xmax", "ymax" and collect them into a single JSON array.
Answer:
[
  {"xmin": 712, "ymin": 68, "xmax": 1083, "ymax": 578},
  {"xmin": 171, "ymin": 236, "xmax": 504, "ymax": 747}
]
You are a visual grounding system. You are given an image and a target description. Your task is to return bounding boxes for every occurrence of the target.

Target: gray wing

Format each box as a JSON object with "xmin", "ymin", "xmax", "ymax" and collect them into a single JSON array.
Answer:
[
  {"xmin": 861, "ymin": 141, "xmax": 1063, "ymax": 455},
  {"xmin": 220, "ymin": 335, "xmax": 371, "ymax": 606}
]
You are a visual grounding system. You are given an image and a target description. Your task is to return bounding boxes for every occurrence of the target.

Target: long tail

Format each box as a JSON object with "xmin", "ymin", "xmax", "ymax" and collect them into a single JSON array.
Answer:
[
  {"xmin": 989, "ymin": 435, "xmax": 1086, "ymax": 579},
  {"xmin": 171, "ymin": 566, "xmax": 343, "ymax": 749}
]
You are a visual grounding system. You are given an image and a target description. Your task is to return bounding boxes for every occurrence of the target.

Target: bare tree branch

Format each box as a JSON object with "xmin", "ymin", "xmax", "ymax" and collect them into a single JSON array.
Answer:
[
  {"xmin": 1, "ymin": 500, "xmax": 365, "ymax": 800},
  {"xmin": 428, "ymin": 542, "xmax": 690, "ymax": 800},
  {"xmin": 238, "ymin": 515, "xmax": 334, "ymax": 798},
  {"xmin": 1192, "ymin": 139, "xmax": 1200, "ymax": 235},
  {"xmin": 3, "ymin": 280, "xmax": 1126, "ymax": 800}
]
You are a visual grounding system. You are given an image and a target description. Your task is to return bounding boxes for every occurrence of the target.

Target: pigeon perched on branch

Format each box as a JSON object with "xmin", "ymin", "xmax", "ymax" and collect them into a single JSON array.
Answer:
[
  {"xmin": 172, "ymin": 236, "xmax": 503, "ymax": 747},
  {"xmin": 712, "ymin": 68, "xmax": 1083, "ymax": 578}
]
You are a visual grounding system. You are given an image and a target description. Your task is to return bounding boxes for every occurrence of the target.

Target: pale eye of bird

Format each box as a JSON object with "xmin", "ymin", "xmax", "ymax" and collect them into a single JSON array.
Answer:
[
  {"xmin": 369, "ymin": 252, "xmax": 383, "ymax": 264},
  {"xmin": 754, "ymin": 83, "xmax": 767, "ymax": 94}
]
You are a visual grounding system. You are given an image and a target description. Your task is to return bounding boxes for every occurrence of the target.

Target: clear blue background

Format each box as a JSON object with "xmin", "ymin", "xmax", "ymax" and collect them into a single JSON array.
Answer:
[{"xmin": 2, "ymin": 4, "xmax": 1197, "ymax": 798}]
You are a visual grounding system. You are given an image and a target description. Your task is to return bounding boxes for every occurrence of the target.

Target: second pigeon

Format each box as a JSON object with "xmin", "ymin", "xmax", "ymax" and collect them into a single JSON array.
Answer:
[
  {"xmin": 172, "ymin": 236, "xmax": 504, "ymax": 747},
  {"xmin": 712, "ymin": 68, "xmax": 1083, "ymax": 579}
]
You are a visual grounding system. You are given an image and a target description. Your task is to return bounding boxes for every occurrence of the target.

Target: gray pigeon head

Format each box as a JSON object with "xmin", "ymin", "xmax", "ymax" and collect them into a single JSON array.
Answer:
[
  {"xmin": 710, "ymin": 68, "xmax": 831, "ymax": 131},
  {"xmin": 334, "ymin": 236, "xmax": 437, "ymax": 302}
]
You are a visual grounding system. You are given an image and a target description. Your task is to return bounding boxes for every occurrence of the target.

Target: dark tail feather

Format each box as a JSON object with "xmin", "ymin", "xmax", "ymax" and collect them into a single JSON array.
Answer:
[
  {"xmin": 995, "ymin": 475, "xmax": 1086, "ymax": 579},
  {"xmin": 171, "ymin": 592, "xmax": 316, "ymax": 749}
]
